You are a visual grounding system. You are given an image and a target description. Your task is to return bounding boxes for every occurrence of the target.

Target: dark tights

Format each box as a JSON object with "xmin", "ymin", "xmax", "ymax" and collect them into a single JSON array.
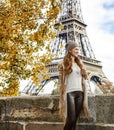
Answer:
[{"xmin": 64, "ymin": 91, "xmax": 84, "ymax": 130}]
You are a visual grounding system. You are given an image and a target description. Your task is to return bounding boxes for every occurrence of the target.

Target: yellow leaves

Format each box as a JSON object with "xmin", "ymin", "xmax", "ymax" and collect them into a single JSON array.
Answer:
[
  {"xmin": 39, "ymin": 65, "xmax": 45, "ymax": 71},
  {"xmin": 45, "ymin": 44, "xmax": 51, "ymax": 52},
  {"xmin": 40, "ymin": 55, "xmax": 47, "ymax": 62},
  {"xmin": 34, "ymin": 32, "xmax": 44, "ymax": 44},
  {"xmin": 42, "ymin": 74, "xmax": 50, "ymax": 80},
  {"xmin": 30, "ymin": 30, "xmax": 44, "ymax": 44},
  {"xmin": 0, "ymin": 0, "xmax": 62, "ymax": 96},
  {"xmin": 0, "ymin": 64, "xmax": 6, "ymax": 70},
  {"xmin": 29, "ymin": 34, "xmax": 35, "ymax": 41},
  {"xmin": 47, "ymin": 7, "xmax": 60, "ymax": 19},
  {"xmin": 39, "ymin": 54, "xmax": 52, "ymax": 65},
  {"xmin": 57, "ymin": 22, "xmax": 63, "ymax": 31},
  {"xmin": 3, "ymin": 0, "xmax": 11, "ymax": 7},
  {"xmin": 53, "ymin": 6, "xmax": 60, "ymax": 14},
  {"xmin": 0, "ymin": 77, "xmax": 19, "ymax": 96},
  {"xmin": 59, "ymin": 43, "xmax": 63, "ymax": 48},
  {"xmin": 32, "ymin": 76, "xmax": 40, "ymax": 85}
]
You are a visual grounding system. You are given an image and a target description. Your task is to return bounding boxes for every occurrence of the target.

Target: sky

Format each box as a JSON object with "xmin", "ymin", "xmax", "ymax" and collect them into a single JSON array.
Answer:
[{"xmin": 80, "ymin": 0, "xmax": 114, "ymax": 83}]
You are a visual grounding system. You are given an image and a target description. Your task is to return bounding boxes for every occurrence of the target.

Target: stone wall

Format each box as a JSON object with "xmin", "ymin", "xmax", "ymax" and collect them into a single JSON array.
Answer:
[{"xmin": 0, "ymin": 94, "xmax": 114, "ymax": 130}]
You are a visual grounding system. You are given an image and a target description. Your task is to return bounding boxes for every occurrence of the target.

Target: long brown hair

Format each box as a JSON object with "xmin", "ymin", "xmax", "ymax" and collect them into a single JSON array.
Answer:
[{"xmin": 63, "ymin": 53, "xmax": 87, "ymax": 79}]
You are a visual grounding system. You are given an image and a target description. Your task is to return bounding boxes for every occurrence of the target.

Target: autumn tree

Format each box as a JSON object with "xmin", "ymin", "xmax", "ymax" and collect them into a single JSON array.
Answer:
[{"xmin": 0, "ymin": 0, "xmax": 62, "ymax": 96}]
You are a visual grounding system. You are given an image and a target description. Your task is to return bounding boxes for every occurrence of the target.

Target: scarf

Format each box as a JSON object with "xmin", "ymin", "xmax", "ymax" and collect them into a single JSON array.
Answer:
[{"xmin": 58, "ymin": 62, "xmax": 90, "ymax": 123}]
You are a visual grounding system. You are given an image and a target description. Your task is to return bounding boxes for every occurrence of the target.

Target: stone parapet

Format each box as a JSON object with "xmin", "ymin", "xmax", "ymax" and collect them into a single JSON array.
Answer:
[
  {"xmin": 0, "ymin": 96, "xmax": 61, "ymax": 122},
  {"xmin": 0, "ymin": 94, "xmax": 114, "ymax": 130}
]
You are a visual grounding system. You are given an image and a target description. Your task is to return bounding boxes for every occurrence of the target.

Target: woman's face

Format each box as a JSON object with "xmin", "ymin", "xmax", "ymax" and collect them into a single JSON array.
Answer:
[{"xmin": 70, "ymin": 47, "xmax": 79, "ymax": 57}]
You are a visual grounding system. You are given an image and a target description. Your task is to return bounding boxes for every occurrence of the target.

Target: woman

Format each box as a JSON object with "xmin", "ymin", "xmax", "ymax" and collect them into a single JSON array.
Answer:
[{"xmin": 58, "ymin": 41, "xmax": 90, "ymax": 130}]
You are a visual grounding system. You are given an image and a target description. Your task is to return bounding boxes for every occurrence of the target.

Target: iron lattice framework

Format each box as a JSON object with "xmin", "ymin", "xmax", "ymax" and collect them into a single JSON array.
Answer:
[
  {"xmin": 50, "ymin": 0, "xmax": 95, "ymax": 59},
  {"xmin": 22, "ymin": 0, "xmax": 113, "ymax": 95},
  {"xmin": 62, "ymin": 0, "xmax": 84, "ymax": 21}
]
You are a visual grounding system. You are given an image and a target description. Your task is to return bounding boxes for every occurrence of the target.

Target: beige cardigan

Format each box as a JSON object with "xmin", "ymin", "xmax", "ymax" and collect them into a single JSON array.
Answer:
[{"xmin": 58, "ymin": 62, "xmax": 90, "ymax": 122}]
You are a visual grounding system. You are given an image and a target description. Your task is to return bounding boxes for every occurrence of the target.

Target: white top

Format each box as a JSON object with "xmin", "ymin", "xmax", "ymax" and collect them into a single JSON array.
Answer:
[{"xmin": 65, "ymin": 63, "xmax": 83, "ymax": 93}]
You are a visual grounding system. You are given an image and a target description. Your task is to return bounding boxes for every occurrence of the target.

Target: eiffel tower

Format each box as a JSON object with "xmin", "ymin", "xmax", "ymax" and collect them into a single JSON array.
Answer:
[
  {"xmin": 22, "ymin": 0, "xmax": 113, "ymax": 95},
  {"xmin": 48, "ymin": 0, "xmax": 113, "ymax": 94}
]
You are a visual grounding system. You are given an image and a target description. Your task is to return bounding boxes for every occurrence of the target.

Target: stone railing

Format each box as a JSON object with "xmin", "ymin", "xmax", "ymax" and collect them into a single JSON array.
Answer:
[{"xmin": 0, "ymin": 94, "xmax": 114, "ymax": 130}]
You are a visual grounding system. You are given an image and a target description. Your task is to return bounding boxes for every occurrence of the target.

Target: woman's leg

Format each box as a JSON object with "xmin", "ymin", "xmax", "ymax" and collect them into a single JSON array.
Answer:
[
  {"xmin": 63, "ymin": 91, "xmax": 84, "ymax": 130},
  {"xmin": 64, "ymin": 92, "xmax": 75, "ymax": 130},
  {"xmin": 74, "ymin": 91, "xmax": 84, "ymax": 130}
]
